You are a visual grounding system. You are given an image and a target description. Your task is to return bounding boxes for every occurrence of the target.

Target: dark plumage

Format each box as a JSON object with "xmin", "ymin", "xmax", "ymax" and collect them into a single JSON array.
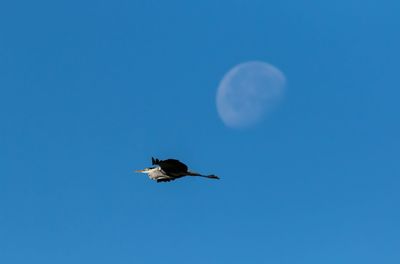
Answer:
[
  {"xmin": 135, "ymin": 157, "xmax": 220, "ymax": 183},
  {"xmin": 152, "ymin": 157, "xmax": 188, "ymax": 175}
]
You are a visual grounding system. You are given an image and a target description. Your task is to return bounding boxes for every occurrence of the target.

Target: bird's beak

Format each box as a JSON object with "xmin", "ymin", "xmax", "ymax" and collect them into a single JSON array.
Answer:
[{"xmin": 135, "ymin": 169, "xmax": 144, "ymax": 173}]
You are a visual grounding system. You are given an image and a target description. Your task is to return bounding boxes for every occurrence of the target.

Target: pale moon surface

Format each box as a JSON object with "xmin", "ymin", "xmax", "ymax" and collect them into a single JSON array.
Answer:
[{"xmin": 216, "ymin": 61, "xmax": 286, "ymax": 128}]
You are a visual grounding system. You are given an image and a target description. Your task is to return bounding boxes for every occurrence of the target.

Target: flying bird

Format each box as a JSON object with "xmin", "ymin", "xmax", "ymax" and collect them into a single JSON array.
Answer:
[{"xmin": 135, "ymin": 157, "xmax": 220, "ymax": 183}]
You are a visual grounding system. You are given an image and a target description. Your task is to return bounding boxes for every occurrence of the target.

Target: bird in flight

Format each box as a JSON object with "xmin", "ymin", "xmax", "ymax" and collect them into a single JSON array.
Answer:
[{"xmin": 135, "ymin": 157, "xmax": 220, "ymax": 183}]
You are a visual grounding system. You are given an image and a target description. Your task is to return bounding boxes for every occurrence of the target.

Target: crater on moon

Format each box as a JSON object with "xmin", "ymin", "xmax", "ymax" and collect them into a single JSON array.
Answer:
[{"xmin": 216, "ymin": 61, "xmax": 286, "ymax": 128}]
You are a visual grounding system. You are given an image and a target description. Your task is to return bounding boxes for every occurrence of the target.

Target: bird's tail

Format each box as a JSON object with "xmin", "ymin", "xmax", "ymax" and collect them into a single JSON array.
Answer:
[{"xmin": 188, "ymin": 171, "xmax": 220, "ymax": 180}]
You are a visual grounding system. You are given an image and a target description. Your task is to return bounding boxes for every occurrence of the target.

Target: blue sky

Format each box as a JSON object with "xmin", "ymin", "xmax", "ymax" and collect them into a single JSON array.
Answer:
[{"xmin": 1, "ymin": 0, "xmax": 399, "ymax": 263}]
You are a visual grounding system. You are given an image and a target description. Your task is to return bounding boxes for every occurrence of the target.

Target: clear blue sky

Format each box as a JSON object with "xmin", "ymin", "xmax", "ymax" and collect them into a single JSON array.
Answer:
[{"xmin": 1, "ymin": 1, "xmax": 399, "ymax": 263}]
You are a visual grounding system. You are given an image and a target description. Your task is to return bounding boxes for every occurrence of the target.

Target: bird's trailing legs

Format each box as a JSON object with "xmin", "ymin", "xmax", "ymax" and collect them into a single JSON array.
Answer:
[{"xmin": 187, "ymin": 171, "xmax": 220, "ymax": 179}]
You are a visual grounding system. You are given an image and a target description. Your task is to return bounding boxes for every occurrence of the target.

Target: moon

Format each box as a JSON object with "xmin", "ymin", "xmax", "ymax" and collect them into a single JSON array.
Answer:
[{"xmin": 216, "ymin": 61, "xmax": 286, "ymax": 128}]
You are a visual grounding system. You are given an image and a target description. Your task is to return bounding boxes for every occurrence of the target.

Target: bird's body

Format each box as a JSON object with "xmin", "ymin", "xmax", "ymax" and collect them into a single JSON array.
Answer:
[{"xmin": 136, "ymin": 157, "xmax": 219, "ymax": 183}]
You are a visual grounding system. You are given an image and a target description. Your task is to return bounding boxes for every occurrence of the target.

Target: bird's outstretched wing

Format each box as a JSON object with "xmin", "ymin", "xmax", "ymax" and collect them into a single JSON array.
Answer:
[
  {"xmin": 151, "ymin": 157, "xmax": 159, "ymax": 165},
  {"xmin": 156, "ymin": 178, "xmax": 177, "ymax": 183},
  {"xmin": 151, "ymin": 157, "xmax": 188, "ymax": 175}
]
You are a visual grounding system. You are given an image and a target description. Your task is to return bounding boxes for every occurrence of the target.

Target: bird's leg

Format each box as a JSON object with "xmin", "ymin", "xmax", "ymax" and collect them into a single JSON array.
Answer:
[{"xmin": 187, "ymin": 171, "xmax": 220, "ymax": 179}]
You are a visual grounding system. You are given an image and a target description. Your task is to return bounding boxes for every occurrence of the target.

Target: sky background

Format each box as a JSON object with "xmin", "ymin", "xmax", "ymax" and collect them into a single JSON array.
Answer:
[{"xmin": 1, "ymin": 0, "xmax": 399, "ymax": 263}]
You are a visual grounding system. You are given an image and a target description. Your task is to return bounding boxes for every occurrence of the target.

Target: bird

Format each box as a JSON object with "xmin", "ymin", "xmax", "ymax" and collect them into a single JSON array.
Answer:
[{"xmin": 135, "ymin": 157, "xmax": 220, "ymax": 183}]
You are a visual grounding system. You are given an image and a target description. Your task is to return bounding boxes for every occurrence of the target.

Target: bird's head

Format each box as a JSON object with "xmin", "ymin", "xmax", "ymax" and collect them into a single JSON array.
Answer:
[{"xmin": 135, "ymin": 167, "xmax": 156, "ymax": 173}]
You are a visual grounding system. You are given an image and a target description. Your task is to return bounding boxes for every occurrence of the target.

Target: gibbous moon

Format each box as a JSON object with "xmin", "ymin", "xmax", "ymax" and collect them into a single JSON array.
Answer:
[{"xmin": 216, "ymin": 61, "xmax": 286, "ymax": 128}]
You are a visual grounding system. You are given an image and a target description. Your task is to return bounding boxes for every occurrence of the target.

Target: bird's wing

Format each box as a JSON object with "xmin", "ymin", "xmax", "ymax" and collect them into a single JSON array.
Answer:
[
  {"xmin": 151, "ymin": 157, "xmax": 160, "ymax": 165},
  {"xmin": 156, "ymin": 178, "xmax": 177, "ymax": 183},
  {"xmin": 155, "ymin": 158, "xmax": 188, "ymax": 175}
]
